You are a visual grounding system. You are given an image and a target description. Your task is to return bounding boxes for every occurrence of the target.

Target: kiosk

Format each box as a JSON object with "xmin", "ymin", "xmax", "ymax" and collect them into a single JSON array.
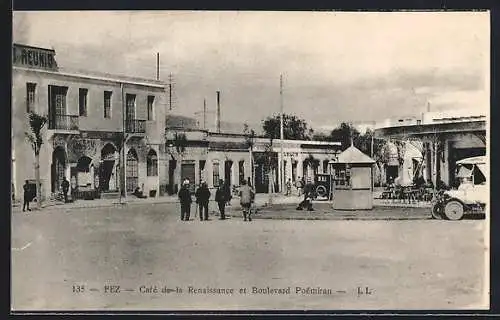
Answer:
[{"xmin": 329, "ymin": 145, "xmax": 375, "ymax": 210}]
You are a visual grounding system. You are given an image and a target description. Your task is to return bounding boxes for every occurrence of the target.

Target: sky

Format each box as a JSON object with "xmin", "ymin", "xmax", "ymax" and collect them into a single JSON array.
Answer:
[{"xmin": 13, "ymin": 11, "xmax": 490, "ymax": 132}]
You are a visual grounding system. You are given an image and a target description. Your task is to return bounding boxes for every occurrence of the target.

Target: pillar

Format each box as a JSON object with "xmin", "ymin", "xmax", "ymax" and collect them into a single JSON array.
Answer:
[
  {"xmin": 65, "ymin": 165, "xmax": 71, "ymax": 193},
  {"xmin": 277, "ymin": 151, "xmax": 282, "ymax": 193},
  {"xmin": 206, "ymin": 158, "xmax": 214, "ymax": 188},
  {"xmin": 90, "ymin": 165, "xmax": 95, "ymax": 189},
  {"xmin": 232, "ymin": 160, "xmax": 237, "ymax": 186},
  {"xmin": 194, "ymin": 158, "xmax": 200, "ymax": 186},
  {"xmin": 297, "ymin": 154, "xmax": 304, "ymax": 180}
]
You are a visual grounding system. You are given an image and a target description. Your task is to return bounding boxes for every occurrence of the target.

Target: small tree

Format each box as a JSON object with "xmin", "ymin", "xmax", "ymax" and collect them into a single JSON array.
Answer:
[
  {"xmin": 262, "ymin": 113, "xmax": 313, "ymax": 140},
  {"xmin": 243, "ymin": 123, "xmax": 256, "ymax": 188},
  {"xmin": 25, "ymin": 112, "xmax": 48, "ymax": 209},
  {"xmin": 263, "ymin": 139, "xmax": 277, "ymax": 205},
  {"xmin": 329, "ymin": 122, "xmax": 360, "ymax": 150},
  {"xmin": 166, "ymin": 131, "xmax": 188, "ymax": 191}
]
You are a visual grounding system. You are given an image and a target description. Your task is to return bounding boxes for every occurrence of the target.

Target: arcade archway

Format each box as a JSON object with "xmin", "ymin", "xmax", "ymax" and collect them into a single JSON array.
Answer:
[
  {"xmin": 100, "ymin": 143, "xmax": 118, "ymax": 192},
  {"xmin": 51, "ymin": 146, "xmax": 66, "ymax": 192},
  {"xmin": 126, "ymin": 148, "xmax": 139, "ymax": 192}
]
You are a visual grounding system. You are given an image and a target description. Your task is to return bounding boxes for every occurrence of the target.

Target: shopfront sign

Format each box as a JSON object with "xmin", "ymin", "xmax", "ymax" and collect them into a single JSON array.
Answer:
[{"xmin": 12, "ymin": 43, "xmax": 59, "ymax": 71}]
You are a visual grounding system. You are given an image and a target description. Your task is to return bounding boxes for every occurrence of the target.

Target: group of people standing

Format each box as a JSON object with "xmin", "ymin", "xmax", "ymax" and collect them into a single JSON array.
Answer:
[
  {"xmin": 178, "ymin": 177, "xmax": 255, "ymax": 222},
  {"xmin": 21, "ymin": 177, "xmax": 71, "ymax": 212}
]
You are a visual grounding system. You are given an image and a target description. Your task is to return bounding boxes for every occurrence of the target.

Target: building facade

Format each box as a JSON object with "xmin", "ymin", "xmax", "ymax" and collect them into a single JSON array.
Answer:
[
  {"xmin": 12, "ymin": 43, "xmax": 167, "ymax": 201},
  {"xmin": 374, "ymin": 109, "xmax": 487, "ymax": 187},
  {"xmin": 164, "ymin": 125, "xmax": 342, "ymax": 194}
]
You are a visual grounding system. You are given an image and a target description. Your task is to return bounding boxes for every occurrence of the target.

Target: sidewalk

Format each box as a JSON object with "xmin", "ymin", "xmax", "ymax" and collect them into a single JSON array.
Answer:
[
  {"xmin": 11, "ymin": 192, "xmax": 431, "ymax": 213},
  {"xmin": 11, "ymin": 193, "xmax": 301, "ymax": 212}
]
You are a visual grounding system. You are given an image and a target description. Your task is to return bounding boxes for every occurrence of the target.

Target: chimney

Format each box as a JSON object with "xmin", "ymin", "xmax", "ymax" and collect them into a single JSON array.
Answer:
[{"xmin": 216, "ymin": 91, "xmax": 221, "ymax": 133}]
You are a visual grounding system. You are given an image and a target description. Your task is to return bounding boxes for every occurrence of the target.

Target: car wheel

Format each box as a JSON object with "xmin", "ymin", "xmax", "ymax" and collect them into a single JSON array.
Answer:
[
  {"xmin": 444, "ymin": 200, "xmax": 465, "ymax": 221},
  {"xmin": 431, "ymin": 204, "xmax": 443, "ymax": 220},
  {"xmin": 315, "ymin": 185, "xmax": 327, "ymax": 198}
]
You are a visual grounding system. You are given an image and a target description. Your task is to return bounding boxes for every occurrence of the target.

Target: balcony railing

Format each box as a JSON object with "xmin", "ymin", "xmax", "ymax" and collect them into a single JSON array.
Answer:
[
  {"xmin": 125, "ymin": 119, "xmax": 146, "ymax": 134},
  {"xmin": 49, "ymin": 114, "xmax": 79, "ymax": 131}
]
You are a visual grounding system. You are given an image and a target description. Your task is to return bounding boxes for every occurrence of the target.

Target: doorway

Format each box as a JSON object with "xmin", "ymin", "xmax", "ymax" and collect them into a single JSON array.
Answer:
[
  {"xmin": 100, "ymin": 143, "xmax": 117, "ymax": 192},
  {"xmin": 126, "ymin": 148, "xmax": 139, "ymax": 192},
  {"xmin": 51, "ymin": 146, "xmax": 66, "ymax": 192}
]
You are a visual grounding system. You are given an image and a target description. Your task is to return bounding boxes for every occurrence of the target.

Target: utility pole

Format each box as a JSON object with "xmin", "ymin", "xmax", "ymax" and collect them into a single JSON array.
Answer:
[
  {"xmin": 168, "ymin": 73, "xmax": 175, "ymax": 110},
  {"xmin": 120, "ymin": 83, "xmax": 126, "ymax": 203},
  {"xmin": 371, "ymin": 130, "xmax": 374, "ymax": 158},
  {"xmin": 203, "ymin": 98, "xmax": 207, "ymax": 130},
  {"xmin": 156, "ymin": 53, "xmax": 160, "ymax": 80},
  {"xmin": 279, "ymin": 74, "xmax": 284, "ymax": 194}
]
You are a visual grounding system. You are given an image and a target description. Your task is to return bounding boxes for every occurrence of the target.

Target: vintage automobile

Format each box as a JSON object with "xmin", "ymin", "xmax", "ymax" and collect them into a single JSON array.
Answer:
[
  {"xmin": 312, "ymin": 173, "xmax": 333, "ymax": 200},
  {"xmin": 432, "ymin": 156, "xmax": 487, "ymax": 220}
]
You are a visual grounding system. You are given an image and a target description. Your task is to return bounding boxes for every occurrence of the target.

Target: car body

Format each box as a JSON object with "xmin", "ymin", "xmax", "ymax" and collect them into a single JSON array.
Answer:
[
  {"xmin": 432, "ymin": 156, "xmax": 487, "ymax": 220},
  {"xmin": 312, "ymin": 173, "xmax": 333, "ymax": 200}
]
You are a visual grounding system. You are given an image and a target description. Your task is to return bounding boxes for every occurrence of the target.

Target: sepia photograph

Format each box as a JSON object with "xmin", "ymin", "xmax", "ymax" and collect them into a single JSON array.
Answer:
[{"xmin": 11, "ymin": 10, "xmax": 489, "ymax": 311}]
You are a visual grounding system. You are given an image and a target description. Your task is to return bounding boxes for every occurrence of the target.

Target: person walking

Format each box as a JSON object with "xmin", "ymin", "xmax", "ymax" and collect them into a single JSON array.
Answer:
[
  {"xmin": 286, "ymin": 178, "xmax": 292, "ymax": 196},
  {"xmin": 61, "ymin": 177, "xmax": 70, "ymax": 203},
  {"xmin": 178, "ymin": 181, "xmax": 192, "ymax": 221},
  {"xmin": 22, "ymin": 180, "xmax": 32, "ymax": 212},
  {"xmin": 195, "ymin": 181, "xmax": 211, "ymax": 221},
  {"xmin": 239, "ymin": 180, "xmax": 254, "ymax": 222},
  {"xmin": 223, "ymin": 180, "xmax": 232, "ymax": 206},
  {"xmin": 296, "ymin": 176, "xmax": 304, "ymax": 197},
  {"xmin": 215, "ymin": 182, "xmax": 228, "ymax": 220}
]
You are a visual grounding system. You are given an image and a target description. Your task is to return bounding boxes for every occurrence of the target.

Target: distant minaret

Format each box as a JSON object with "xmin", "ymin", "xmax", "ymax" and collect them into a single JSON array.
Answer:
[
  {"xmin": 216, "ymin": 91, "xmax": 221, "ymax": 133},
  {"xmin": 427, "ymin": 101, "xmax": 431, "ymax": 112}
]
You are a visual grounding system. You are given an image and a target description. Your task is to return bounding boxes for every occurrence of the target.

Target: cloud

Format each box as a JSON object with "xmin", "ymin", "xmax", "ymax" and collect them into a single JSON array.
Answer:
[{"xmin": 12, "ymin": 11, "xmax": 489, "ymax": 131}]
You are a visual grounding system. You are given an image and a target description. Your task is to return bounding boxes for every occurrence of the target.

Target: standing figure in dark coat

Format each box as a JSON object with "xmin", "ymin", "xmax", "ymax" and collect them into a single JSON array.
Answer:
[
  {"xmin": 178, "ymin": 181, "xmax": 192, "ymax": 221},
  {"xmin": 215, "ymin": 182, "xmax": 228, "ymax": 220},
  {"xmin": 223, "ymin": 180, "xmax": 232, "ymax": 206},
  {"xmin": 195, "ymin": 181, "xmax": 211, "ymax": 221},
  {"xmin": 61, "ymin": 177, "xmax": 70, "ymax": 203},
  {"xmin": 22, "ymin": 180, "xmax": 32, "ymax": 212}
]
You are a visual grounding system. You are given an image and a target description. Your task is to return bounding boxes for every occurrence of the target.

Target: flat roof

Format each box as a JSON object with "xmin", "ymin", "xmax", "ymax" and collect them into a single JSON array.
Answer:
[{"xmin": 13, "ymin": 66, "xmax": 166, "ymax": 89}]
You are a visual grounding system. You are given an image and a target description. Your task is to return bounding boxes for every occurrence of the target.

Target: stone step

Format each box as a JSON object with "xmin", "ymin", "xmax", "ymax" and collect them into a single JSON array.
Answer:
[{"xmin": 99, "ymin": 192, "xmax": 121, "ymax": 200}]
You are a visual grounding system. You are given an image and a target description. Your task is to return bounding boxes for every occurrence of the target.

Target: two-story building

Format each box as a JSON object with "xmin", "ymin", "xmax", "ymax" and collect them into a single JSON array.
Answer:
[{"xmin": 12, "ymin": 43, "xmax": 167, "ymax": 201}]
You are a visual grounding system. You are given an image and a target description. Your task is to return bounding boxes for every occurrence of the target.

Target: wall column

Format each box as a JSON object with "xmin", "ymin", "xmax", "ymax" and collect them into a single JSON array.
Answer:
[
  {"xmin": 206, "ymin": 158, "xmax": 214, "ymax": 188},
  {"xmin": 297, "ymin": 154, "xmax": 304, "ymax": 180},
  {"xmin": 232, "ymin": 160, "xmax": 237, "ymax": 186}
]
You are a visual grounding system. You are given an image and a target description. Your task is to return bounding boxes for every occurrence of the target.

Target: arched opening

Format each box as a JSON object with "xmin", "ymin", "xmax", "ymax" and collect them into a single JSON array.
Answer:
[
  {"xmin": 126, "ymin": 148, "xmax": 139, "ymax": 192},
  {"xmin": 76, "ymin": 156, "xmax": 93, "ymax": 189},
  {"xmin": 147, "ymin": 149, "xmax": 158, "ymax": 176},
  {"xmin": 100, "ymin": 143, "xmax": 118, "ymax": 192},
  {"xmin": 51, "ymin": 146, "xmax": 66, "ymax": 193}
]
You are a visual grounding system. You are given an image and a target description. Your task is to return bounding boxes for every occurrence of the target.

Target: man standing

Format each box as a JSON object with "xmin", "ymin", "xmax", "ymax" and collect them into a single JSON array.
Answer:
[
  {"xmin": 296, "ymin": 176, "xmax": 304, "ymax": 197},
  {"xmin": 215, "ymin": 181, "xmax": 227, "ymax": 220},
  {"xmin": 195, "ymin": 181, "xmax": 211, "ymax": 221},
  {"xmin": 61, "ymin": 177, "xmax": 70, "ymax": 203},
  {"xmin": 178, "ymin": 181, "xmax": 192, "ymax": 221},
  {"xmin": 286, "ymin": 178, "xmax": 292, "ymax": 196},
  {"xmin": 22, "ymin": 180, "xmax": 32, "ymax": 212},
  {"xmin": 239, "ymin": 180, "xmax": 254, "ymax": 222}
]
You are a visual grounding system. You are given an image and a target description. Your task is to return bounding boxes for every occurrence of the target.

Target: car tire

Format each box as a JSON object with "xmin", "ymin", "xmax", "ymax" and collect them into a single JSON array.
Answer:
[
  {"xmin": 315, "ymin": 185, "xmax": 327, "ymax": 198},
  {"xmin": 431, "ymin": 204, "xmax": 443, "ymax": 220},
  {"xmin": 444, "ymin": 200, "xmax": 465, "ymax": 221}
]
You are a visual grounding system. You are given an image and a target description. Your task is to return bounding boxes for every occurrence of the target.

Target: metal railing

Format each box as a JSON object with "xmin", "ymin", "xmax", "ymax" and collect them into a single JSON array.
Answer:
[
  {"xmin": 49, "ymin": 114, "xmax": 79, "ymax": 130},
  {"xmin": 125, "ymin": 119, "xmax": 146, "ymax": 133}
]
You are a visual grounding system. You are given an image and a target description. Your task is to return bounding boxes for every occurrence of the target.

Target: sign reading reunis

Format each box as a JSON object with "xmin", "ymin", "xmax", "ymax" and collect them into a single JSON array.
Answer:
[{"xmin": 12, "ymin": 43, "xmax": 58, "ymax": 71}]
